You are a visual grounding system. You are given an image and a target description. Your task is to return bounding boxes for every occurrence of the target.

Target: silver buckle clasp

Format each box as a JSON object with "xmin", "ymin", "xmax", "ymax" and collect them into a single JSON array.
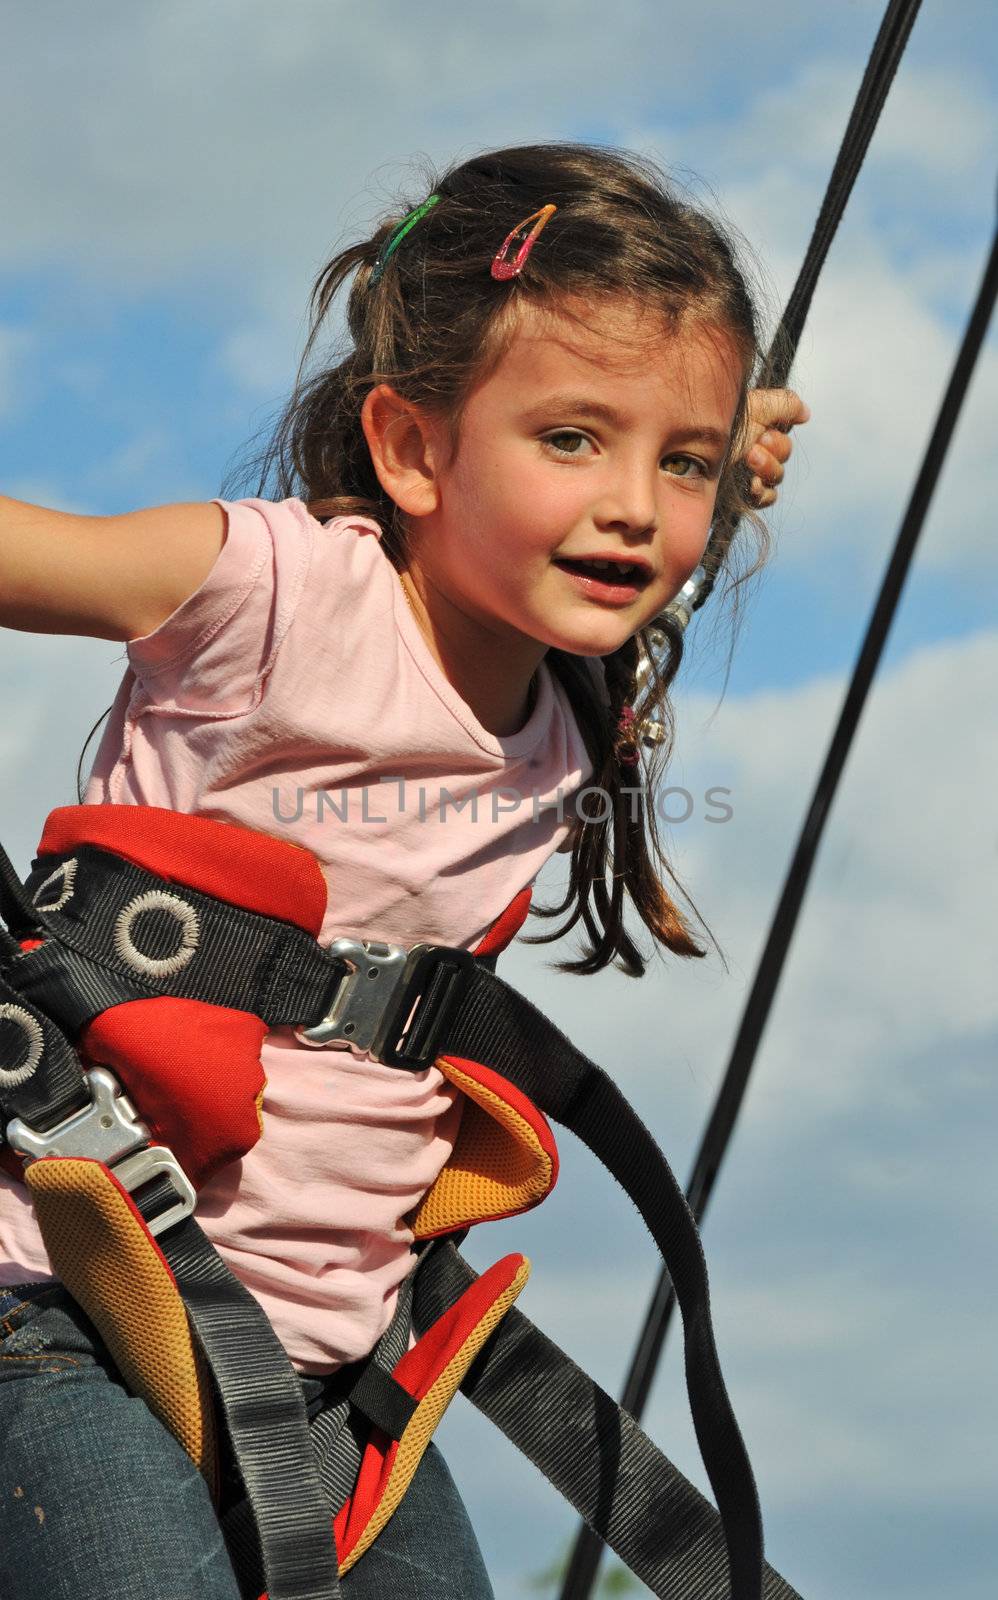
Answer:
[
  {"xmin": 296, "ymin": 937, "xmax": 411, "ymax": 1054},
  {"xmin": 5, "ymin": 1066, "xmax": 196, "ymax": 1238},
  {"xmin": 111, "ymin": 1145, "xmax": 197, "ymax": 1237}
]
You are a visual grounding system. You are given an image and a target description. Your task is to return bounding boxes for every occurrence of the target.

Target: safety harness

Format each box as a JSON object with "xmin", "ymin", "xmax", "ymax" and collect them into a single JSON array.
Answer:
[{"xmin": 0, "ymin": 804, "xmax": 801, "ymax": 1600}]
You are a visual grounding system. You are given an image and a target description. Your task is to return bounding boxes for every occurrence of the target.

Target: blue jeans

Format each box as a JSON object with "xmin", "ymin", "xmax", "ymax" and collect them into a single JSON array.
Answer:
[{"xmin": 0, "ymin": 1282, "xmax": 494, "ymax": 1600}]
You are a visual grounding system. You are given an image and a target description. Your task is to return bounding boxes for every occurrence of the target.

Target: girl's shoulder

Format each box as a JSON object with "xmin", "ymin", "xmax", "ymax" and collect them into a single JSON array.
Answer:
[
  {"xmin": 217, "ymin": 495, "xmax": 389, "ymax": 598},
  {"xmin": 246, "ymin": 497, "xmax": 390, "ymax": 583},
  {"xmin": 122, "ymin": 497, "xmax": 386, "ymax": 712},
  {"xmin": 221, "ymin": 495, "xmax": 382, "ymax": 544}
]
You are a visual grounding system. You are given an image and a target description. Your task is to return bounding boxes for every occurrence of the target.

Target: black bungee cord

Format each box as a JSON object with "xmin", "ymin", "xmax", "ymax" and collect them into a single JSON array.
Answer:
[
  {"xmin": 565, "ymin": 196, "xmax": 995, "ymax": 1598},
  {"xmin": 555, "ymin": 0, "xmax": 998, "ymax": 1593}
]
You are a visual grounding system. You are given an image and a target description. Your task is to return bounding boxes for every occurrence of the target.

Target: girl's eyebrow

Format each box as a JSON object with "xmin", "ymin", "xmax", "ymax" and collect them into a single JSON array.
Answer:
[
  {"xmin": 523, "ymin": 393, "xmax": 621, "ymax": 425},
  {"xmin": 522, "ymin": 392, "xmax": 731, "ymax": 450}
]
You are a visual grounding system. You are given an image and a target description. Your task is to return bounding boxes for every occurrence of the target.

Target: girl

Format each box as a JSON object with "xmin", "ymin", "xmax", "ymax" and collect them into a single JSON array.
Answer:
[{"xmin": 0, "ymin": 143, "xmax": 808, "ymax": 1599}]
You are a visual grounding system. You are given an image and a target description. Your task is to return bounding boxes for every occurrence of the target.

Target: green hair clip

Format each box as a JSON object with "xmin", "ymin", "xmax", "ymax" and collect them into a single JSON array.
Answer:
[{"xmin": 369, "ymin": 194, "xmax": 441, "ymax": 286}]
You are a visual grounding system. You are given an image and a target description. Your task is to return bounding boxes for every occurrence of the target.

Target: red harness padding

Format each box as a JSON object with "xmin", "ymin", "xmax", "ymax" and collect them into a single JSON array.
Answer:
[
  {"xmin": 6, "ymin": 804, "xmax": 556, "ymax": 1578},
  {"xmin": 14, "ymin": 804, "xmax": 560, "ymax": 1228},
  {"xmin": 333, "ymin": 1251, "xmax": 530, "ymax": 1575},
  {"xmin": 31, "ymin": 805, "xmax": 328, "ymax": 1187}
]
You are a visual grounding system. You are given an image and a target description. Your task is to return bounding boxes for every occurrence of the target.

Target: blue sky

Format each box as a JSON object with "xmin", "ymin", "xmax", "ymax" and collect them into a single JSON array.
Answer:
[{"xmin": 1, "ymin": 4, "xmax": 996, "ymax": 1597}]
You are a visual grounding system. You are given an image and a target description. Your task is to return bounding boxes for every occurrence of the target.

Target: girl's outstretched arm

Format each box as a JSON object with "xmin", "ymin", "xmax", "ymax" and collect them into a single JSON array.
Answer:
[{"xmin": 0, "ymin": 497, "xmax": 225, "ymax": 642}]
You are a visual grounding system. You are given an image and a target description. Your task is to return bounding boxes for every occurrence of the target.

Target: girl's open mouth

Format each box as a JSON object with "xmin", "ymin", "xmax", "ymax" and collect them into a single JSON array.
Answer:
[{"xmin": 553, "ymin": 558, "xmax": 651, "ymax": 604}]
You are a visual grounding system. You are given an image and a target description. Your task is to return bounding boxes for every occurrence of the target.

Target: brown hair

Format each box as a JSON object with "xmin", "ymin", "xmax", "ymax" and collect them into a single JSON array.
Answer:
[{"xmin": 239, "ymin": 143, "xmax": 772, "ymax": 976}]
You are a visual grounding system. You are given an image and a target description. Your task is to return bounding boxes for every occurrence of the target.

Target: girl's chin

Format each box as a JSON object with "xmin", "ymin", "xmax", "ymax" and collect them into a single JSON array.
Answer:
[{"xmin": 549, "ymin": 624, "xmax": 643, "ymax": 658}]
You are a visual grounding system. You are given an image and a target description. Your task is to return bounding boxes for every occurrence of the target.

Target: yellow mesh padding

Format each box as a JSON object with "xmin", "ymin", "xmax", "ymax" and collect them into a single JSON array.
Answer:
[
  {"xmin": 26, "ymin": 1159, "xmax": 217, "ymax": 1493},
  {"xmin": 340, "ymin": 1257, "xmax": 531, "ymax": 1574},
  {"xmin": 254, "ymin": 1084, "xmax": 266, "ymax": 1139},
  {"xmin": 411, "ymin": 1061, "xmax": 554, "ymax": 1239}
]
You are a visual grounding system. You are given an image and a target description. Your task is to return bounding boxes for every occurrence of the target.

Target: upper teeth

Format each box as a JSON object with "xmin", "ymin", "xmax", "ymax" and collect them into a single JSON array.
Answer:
[{"xmin": 591, "ymin": 561, "xmax": 636, "ymax": 575}]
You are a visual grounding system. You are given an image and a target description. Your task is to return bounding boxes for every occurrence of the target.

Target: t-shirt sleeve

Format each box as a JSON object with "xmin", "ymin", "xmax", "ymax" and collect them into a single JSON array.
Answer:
[{"xmin": 124, "ymin": 497, "xmax": 314, "ymax": 717}]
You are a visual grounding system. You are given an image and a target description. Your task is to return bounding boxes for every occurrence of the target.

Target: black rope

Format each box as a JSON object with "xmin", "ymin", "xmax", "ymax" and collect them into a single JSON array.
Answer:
[
  {"xmin": 562, "ymin": 187, "xmax": 998, "ymax": 1600},
  {"xmin": 762, "ymin": 0, "xmax": 925, "ymax": 375},
  {"xmin": 694, "ymin": 0, "xmax": 925, "ymax": 611},
  {"xmin": 560, "ymin": 0, "xmax": 932, "ymax": 1590}
]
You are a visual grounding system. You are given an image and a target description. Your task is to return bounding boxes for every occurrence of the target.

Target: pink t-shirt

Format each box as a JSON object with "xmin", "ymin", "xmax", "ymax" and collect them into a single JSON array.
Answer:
[{"xmin": 0, "ymin": 497, "xmax": 594, "ymax": 1372}]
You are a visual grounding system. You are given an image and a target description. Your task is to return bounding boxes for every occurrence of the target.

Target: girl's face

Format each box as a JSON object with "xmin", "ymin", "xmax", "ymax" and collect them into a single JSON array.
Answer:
[{"xmin": 406, "ymin": 296, "xmax": 743, "ymax": 718}]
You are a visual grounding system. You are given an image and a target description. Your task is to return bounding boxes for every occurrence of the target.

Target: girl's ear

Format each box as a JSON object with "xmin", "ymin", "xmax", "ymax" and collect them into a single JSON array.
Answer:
[{"xmin": 360, "ymin": 385, "xmax": 442, "ymax": 519}]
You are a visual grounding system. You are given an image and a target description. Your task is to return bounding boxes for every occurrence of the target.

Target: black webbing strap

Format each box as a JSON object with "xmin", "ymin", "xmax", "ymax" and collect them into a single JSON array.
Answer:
[
  {"xmin": 346, "ymin": 1359, "xmax": 418, "ymax": 1438},
  {"xmin": 423, "ymin": 969, "xmax": 764, "ymax": 1598},
  {"xmin": 12, "ymin": 845, "xmax": 344, "ymax": 1036},
  {"xmin": 413, "ymin": 1241, "xmax": 799, "ymax": 1600},
  {"xmin": 0, "ymin": 971, "xmax": 89, "ymax": 1130},
  {"xmin": 155, "ymin": 1208, "xmax": 342, "ymax": 1600},
  {"xmin": 220, "ymin": 1262, "xmax": 419, "ymax": 1600},
  {"xmin": 1, "ymin": 845, "xmax": 766, "ymax": 1591}
]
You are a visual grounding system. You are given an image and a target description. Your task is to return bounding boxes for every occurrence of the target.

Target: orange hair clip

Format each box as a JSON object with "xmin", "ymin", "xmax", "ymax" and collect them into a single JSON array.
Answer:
[{"xmin": 490, "ymin": 204, "xmax": 558, "ymax": 281}]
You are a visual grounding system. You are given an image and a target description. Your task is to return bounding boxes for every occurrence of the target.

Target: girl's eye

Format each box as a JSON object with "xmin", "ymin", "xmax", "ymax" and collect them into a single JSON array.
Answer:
[
  {"xmin": 662, "ymin": 455, "xmax": 706, "ymax": 479},
  {"xmin": 543, "ymin": 430, "xmax": 594, "ymax": 458},
  {"xmin": 542, "ymin": 435, "xmax": 709, "ymax": 478}
]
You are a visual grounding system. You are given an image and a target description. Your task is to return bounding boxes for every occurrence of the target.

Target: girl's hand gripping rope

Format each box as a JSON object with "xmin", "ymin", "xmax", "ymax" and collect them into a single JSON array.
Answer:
[{"xmin": 742, "ymin": 387, "xmax": 811, "ymax": 508}]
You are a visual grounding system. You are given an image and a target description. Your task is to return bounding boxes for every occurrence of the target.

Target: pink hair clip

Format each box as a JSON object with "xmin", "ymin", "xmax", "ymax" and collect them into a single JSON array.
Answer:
[
  {"xmin": 490, "ymin": 203, "xmax": 558, "ymax": 281},
  {"xmin": 615, "ymin": 703, "xmax": 642, "ymax": 767}
]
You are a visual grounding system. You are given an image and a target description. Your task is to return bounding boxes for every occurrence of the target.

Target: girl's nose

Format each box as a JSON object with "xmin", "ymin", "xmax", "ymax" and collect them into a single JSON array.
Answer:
[{"xmin": 592, "ymin": 474, "xmax": 658, "ymax": 537}]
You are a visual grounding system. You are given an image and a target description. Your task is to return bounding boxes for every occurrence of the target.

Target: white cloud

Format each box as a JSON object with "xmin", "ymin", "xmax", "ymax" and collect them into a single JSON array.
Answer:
[
  {"xmin": 705, "ymin": 631, "xmax": 997, "ymax": 1122},
  {"xmin": 863, "ymin": 61, "xmax": 997, "ymax": 182},
  {"xmin": 0, "ymin": 0, "xmax": 762, "ymax": 279},
  {"xmin": 507, "ymin": 630, "xmax": 998, "ymax": 1138},
  {"xmin": 0, "ymin": 631, "xmax": 128, "ymax": 871},
  {"xmin": 697, "ymin": 57, "xmax": 997, "ymax": 199},
  {"xmin": 6, "ymin": 4, "xmax": 990, "ymax": 287},
  {"xmin": 772, "ymin": 232, "xmax": 998, "ymax": 577}
]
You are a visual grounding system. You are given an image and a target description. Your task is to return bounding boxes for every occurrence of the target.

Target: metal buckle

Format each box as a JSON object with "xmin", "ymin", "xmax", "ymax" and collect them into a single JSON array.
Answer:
[
  {"xmin": 111, "ymin": 1145, "xmax": 198, "ymax": 1237},
  {"xmin": 297, "ymin": 938, "xmax": 475, "ymax": 1071},
  {"xmin": 5, "ymin": 1066, "xmax": 196, "ymax": 1239},
  {"xmin": 297, "ymin": 938, "xmax": 412, "ymax": 1053},
  {"xmin": 379, "ymin": 943, "xmax": 476, "ymax": 1070}
]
